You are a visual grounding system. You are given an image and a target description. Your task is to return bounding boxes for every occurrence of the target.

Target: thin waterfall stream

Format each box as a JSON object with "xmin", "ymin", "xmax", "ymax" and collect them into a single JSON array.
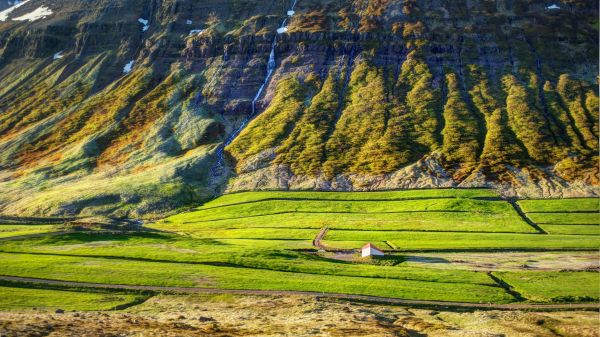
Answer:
[{"xmin": 211, "ymin": 0, "xmax": 299, "ymax": 176}]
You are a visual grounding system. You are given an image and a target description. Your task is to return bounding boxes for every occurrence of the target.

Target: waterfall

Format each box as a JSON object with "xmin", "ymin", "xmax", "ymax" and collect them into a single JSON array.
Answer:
[
  {"xmin": 251, "ymin": 43, "xmax": 277, "ymax": 116},
  {"xmin": 210, "ymin": 0, "xmax": 299, "ymax": 177}
]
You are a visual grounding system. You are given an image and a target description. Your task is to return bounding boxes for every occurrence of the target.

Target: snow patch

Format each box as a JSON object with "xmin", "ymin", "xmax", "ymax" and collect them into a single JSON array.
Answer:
[
  {"xmin": 12, "ymin": 6, "xmax": 52, "ymax": 22},
  {"xmin": 188, "ymin": 29, "xmax": 203, "ymax": 36},
  {"xmin": 138, "ymin": 18, "xmax": 149, "ymax": 32},
  {"xmin": 546, "ymin": 4, "xmax": 560, "ymax": 9},
  {"xmin": 53, "ymin": 51, "xmax": 63, "ymax": 60},
  {"xmin": 287, "ymin": 10, "xmax": 295, "ymax": 16},
  {"xmin": 123, "ymin": 60, "xmax": 134, "ymax": 74},
  {"xmin": 186, "ymin": 19, "xmax": 192, "ymax": 25},
  {"xmin": 277, "ymin": 26, "xmax": 288, "ymax": 34},
  {"xmin": 0, "ymin": 0, "xmax": 29, "ymax": 21}
]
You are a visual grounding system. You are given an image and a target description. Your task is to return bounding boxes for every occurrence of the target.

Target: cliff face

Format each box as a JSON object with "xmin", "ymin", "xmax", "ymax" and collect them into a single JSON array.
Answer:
[{"xmin": 0, "ymin": 0, "xmax": 598, "ymax": 218}]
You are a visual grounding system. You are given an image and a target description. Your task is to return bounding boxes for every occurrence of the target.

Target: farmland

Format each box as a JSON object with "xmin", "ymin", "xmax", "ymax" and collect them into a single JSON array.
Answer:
[
  {"xmin": 517, "ymin": 198, "xmax": 599, "ymax": 235},
  {"xmin": 0, "ymin": 189, "xmax": 598, "ymax": 313}
]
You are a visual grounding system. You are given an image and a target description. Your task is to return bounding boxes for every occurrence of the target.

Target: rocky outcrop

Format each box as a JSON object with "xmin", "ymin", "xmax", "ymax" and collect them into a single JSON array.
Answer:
[{"xmin": 226, "ymin": 151, "xmax": 600, "ymax": 198}]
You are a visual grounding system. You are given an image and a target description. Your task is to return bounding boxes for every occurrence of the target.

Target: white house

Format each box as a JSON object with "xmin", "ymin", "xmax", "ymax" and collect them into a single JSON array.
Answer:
[{"xmin": 362, "ymin": 243, "xmax": 385, "ymax": 258}]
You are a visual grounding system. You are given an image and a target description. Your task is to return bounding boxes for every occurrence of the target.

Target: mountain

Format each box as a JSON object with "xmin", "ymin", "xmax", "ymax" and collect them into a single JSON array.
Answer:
[{"xmin": 0, "ymin": 0, "xmax": 598, "ymax": 218}]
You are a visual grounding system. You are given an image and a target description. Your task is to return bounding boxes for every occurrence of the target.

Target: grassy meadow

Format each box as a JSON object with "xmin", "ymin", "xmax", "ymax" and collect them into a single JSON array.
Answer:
[
  {"xmin": 0, "ymin": 224, "xmax": 59, "ymax": 239},
  {"xmin": 493, "ymin": 271, "xmax": 600, "ymax": 302},
  {"xmin": 517, "ymin": 198, "xmax": 599, "ymax": 235},
  {"xmin": 0, "ymin": 189, "xmax": 598, "ymax": 309},
  {"xmin": 0, "ymin": 285, "xmax": 145, "ymax": 311}
]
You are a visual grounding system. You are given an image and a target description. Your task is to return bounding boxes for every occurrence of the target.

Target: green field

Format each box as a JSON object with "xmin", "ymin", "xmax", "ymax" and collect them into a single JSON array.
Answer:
[
  {"xmin": 517, "ymin": 199, "xmax": 599, "ymax": 213},
  {"xmin": 0, "ymin": 190, "xmax": 598, "ymax": 309},
  {"xmin": 494, "ymin": 271, "xmax": 600, "ymax": 302},
  {"xmin": 0, "ymin": 224, "xmax": 59, "ymax": 238},
  {"xmin": 155, "ymin": 211, "xmax": 533, "ymax": 233},
  {"xmin": 517, "ymin": 198, "xmax": 599, "ymax": 236},
  {"xmin": 158, "ymin": 189, "xmax": 533, "ymax": 234},
  {"xmin": 322, "ymin": 231, "xmax": 600, "ymax": 250},
  {"xmin": 540, "ymin": 225, "xmax": 600, "ymax": 235},
  {"xmin": 197, "ymin": 189, "xmax": 499, "ymax": 208},
  {"xmin": 0, "ymin": 252, "xmax": 512, "ymax": 303},
  {"xmin": 0, "ymin": 285, "xmax": 145, "ymax": 311},
  {"xmin": 526, "ymin": 212, "xmax": 599, "ymax": 225}
]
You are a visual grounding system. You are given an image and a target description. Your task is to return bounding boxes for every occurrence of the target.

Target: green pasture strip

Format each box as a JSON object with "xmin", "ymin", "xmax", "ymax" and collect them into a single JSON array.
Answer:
[
  {"xmin": 166, "ymin": 199, "xmax": 517, "ymax": 223},
  {"xmin": 153, "ymin": 211, "xmax": 533, "ymax": 234},
  {"xmin": 0, "ymin": 252, "xmax": 512, "ymax": 303},
  {"xmin": 226, "ymin": 251, "xmax": 497, "ymax": 286},
  {"xmin": 323, "ymin": 232, "xmax": 600, "ymax": 250},
  {"xmin": 0, "ymin": 285, "xmax": 144, "ymax": 311},
  {"xmin": 198, "ymin": 189, "xmax": 499, "ymax": 209},
  {"xmin": 0, "ymin": 224, "xmax": 59, "ymax": 238},
  {"xmin": 0, "ymin": 233, "xmax": 313, "ymax": 264},
  {"xmin": 526, "ymin": 212, "xmax": 599, "ymax": 225},
  {"xmin": 0, "ymin": 234, "xmax": 493, "ymax": 285},
  {"xmin": 493, "ymin": 271, "xmax": 600, "ymax": 303},
  {"xmin": 540, "ymin": 225, "xmax": 600, "ymax": 235},
  {"xmin": 185, "ymin": 228, "xmax": 318, "ymax": 240},
  {"xmin": 517, "ymin": 199, "xmax": 599, "ymax": 213}
]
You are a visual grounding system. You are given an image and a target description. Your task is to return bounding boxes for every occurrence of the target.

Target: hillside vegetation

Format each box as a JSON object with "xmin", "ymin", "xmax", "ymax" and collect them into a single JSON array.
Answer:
[{"xmin": 0, "ymin": 0, "xmax": 598, "ymax": 217}]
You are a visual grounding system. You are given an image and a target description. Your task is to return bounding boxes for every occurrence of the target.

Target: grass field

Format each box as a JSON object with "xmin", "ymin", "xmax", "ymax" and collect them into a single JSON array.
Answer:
[
  {"xmin": 0, "ymin": 285, "xmax": 145, "ymax": 311},
  {"xmin": 493, "ymin": 271, "xmax": 600, "ymax": 302},
  {"xmin": 197, "ymin": 189, "xmax": 500, "ymax": 208},
  {"xmin": 540, "ymin": 225, "xmax": 600, "ymax": 235},
  {"xmin": 526, "ymin": 212, "xmax": 599, "ymax": 225},
  {"xmin": 157, "ymin": 189, "xmax": 533, "ymax": 234},
  {"xmin": 0, "ymin": 252, "xmax": 513, "ymax": 303},
  {"xmin": 322, "ymin": 231, "xmax": 600, "ymax": 250},
  {"xmin": 172, "ymin": 199, "xmax": 518, "ymax": 221},
  {"xmin": 0, "ymin": 224, "xmax": 59, "ymax": 238},
  {"xmin": 0, "ymin": 189, "xmax": 598, "ymax": 309},
  {"xmin": 517, "ymin": 198, "xmax": 599, "ymax": 236},
  {"xmin": 517, "ymin": 199, "xmax": 599, "ymax": 213},
  {"xmin": 155, "ymin": 211, "xmax": 533, "ymax": 233}
]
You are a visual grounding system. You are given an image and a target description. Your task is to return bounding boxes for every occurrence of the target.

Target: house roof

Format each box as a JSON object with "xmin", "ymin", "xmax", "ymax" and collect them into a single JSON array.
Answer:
[{"xmin": 362, "ymin": 242, "xmax": 383, "ymax": 252}]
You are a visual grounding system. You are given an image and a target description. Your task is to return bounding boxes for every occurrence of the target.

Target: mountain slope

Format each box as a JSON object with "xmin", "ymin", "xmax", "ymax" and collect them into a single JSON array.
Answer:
[{"xmin": 0, "ymin": 0, "xmax": 598, "ymax": 218}]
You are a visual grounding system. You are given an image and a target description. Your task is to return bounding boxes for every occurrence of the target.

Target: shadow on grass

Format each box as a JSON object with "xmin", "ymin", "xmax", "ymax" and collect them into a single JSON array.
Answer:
[{"xmin": 404, "ymin": 256, "xmax": 450, "ymax": 264}]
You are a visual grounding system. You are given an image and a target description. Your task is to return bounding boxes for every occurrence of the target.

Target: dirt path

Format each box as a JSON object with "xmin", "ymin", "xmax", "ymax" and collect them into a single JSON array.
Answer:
[
  {"xmin": 1, "ymin": 275, "xmax": 598, "ymax": 311},
  {"xmin": 312, "ymin": 226, "xmax": 329, "ymax": 250}
]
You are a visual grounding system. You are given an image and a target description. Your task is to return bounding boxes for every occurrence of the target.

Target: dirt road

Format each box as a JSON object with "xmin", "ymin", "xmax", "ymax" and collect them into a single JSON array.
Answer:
[{"xmin": 312, "ymin": 226, "xmax": 329, "ymax": 250}]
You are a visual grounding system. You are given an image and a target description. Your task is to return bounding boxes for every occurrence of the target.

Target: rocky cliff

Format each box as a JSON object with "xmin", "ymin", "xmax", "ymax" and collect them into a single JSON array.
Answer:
[{"xmin": 0, "ymin": 0, "xmax": 598, "ymax": 218}]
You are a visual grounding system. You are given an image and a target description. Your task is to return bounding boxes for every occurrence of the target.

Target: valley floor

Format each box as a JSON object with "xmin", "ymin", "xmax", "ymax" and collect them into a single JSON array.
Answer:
[{"xmin": 0, "ymin": 189, "xmax": 598, "ymax": 335}]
